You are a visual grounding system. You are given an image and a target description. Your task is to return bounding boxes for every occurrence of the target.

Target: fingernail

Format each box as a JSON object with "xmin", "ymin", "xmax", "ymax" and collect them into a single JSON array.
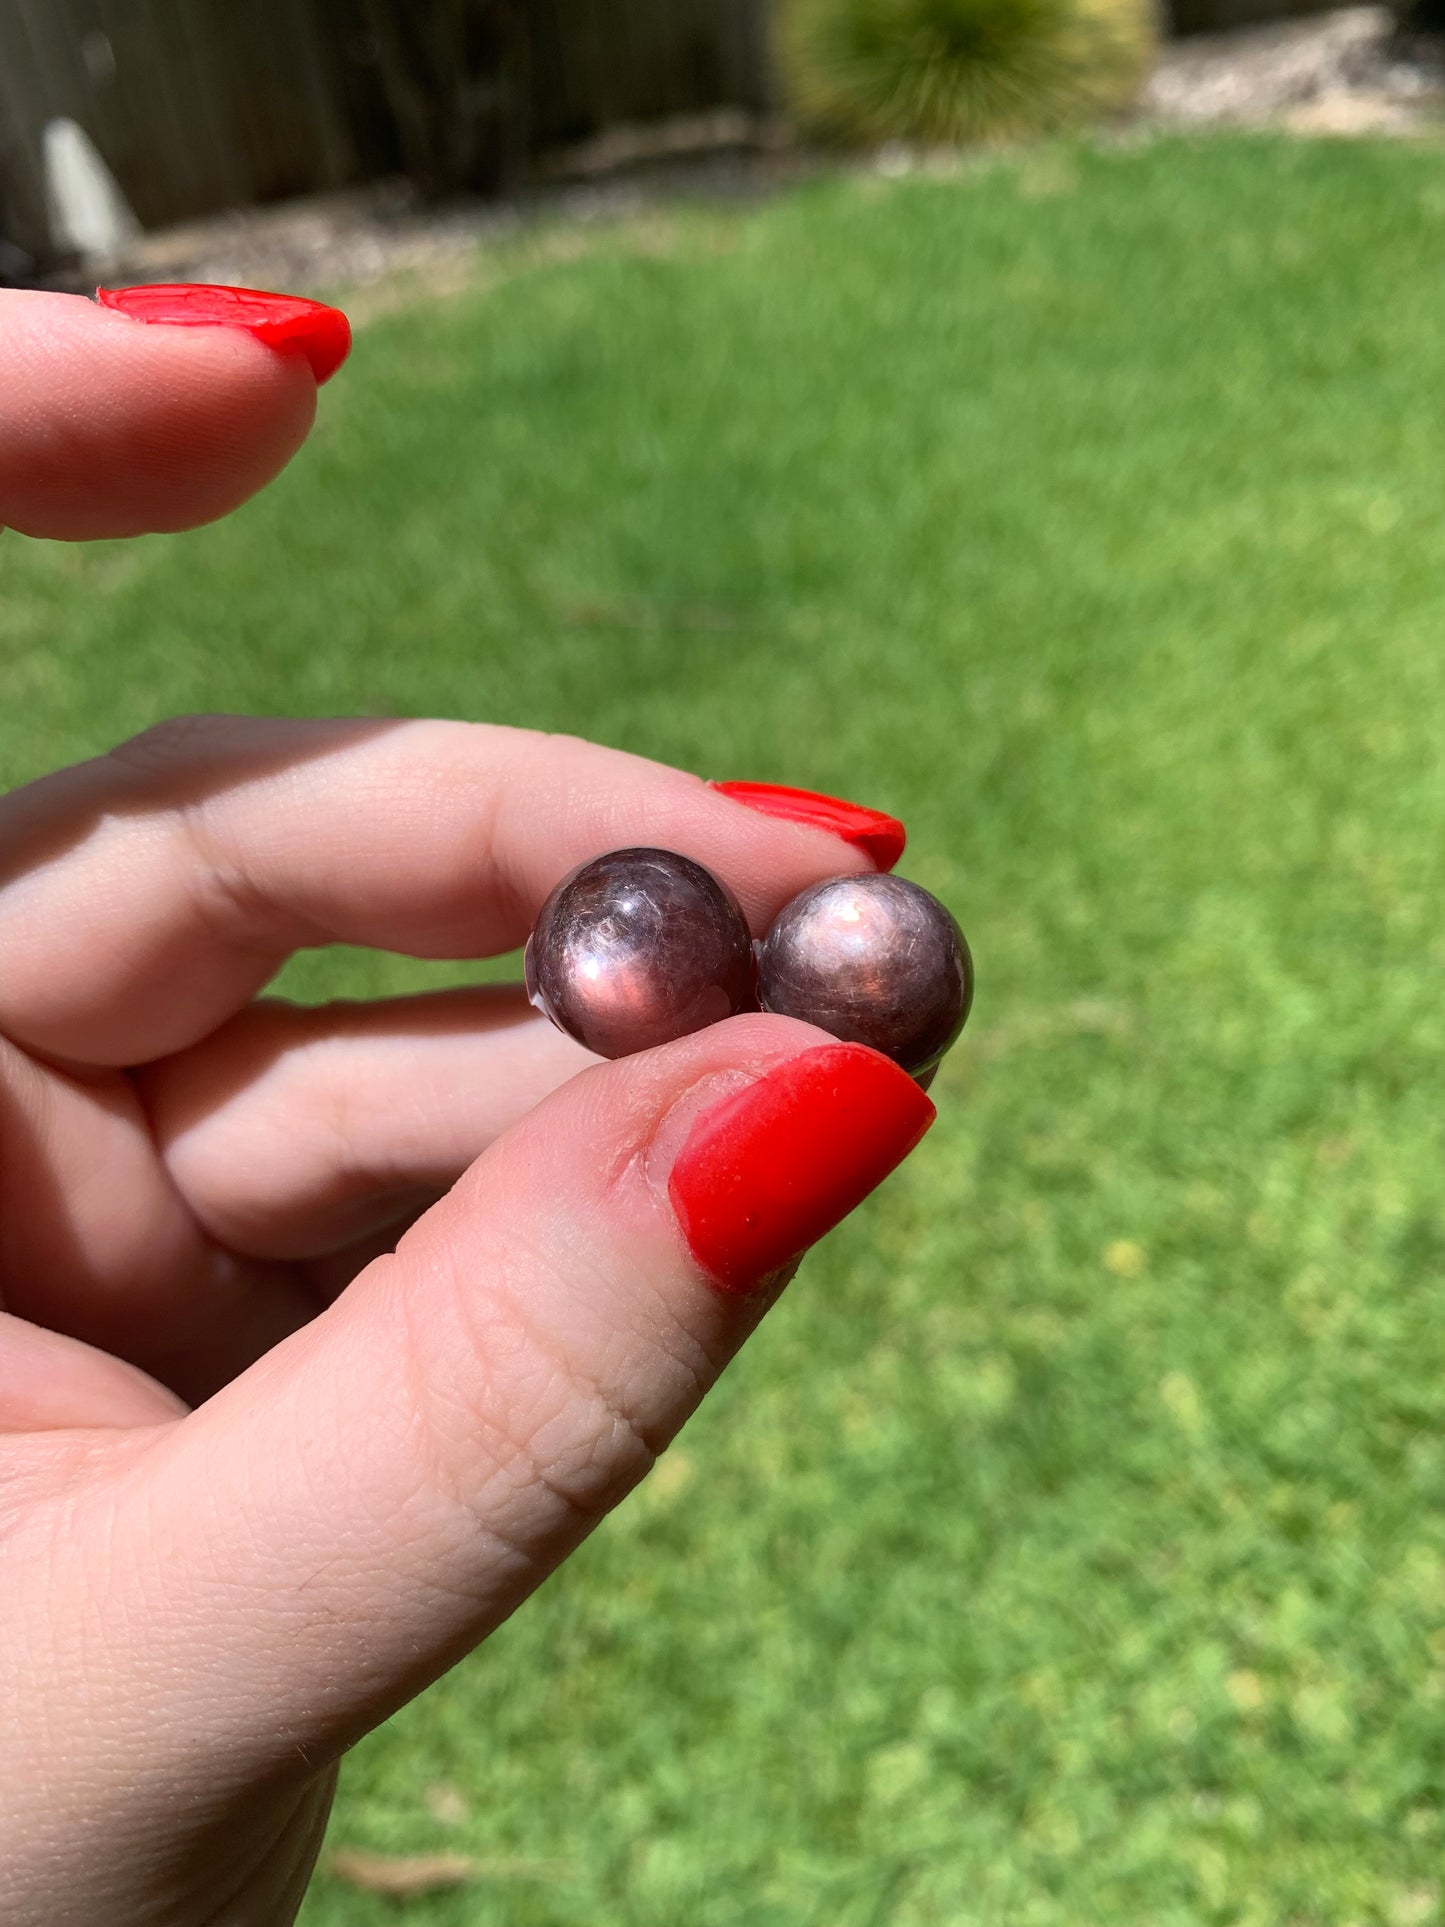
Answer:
[
  {"xmin": 96, "ymin": 283, "xmax": 352, "ymax": 384},
  {"xmin": 668, "ymin": 1044, "xmax": 935, "ymax": 1294},
  {"xmin": 710, "ymin": 781, "xmax": 906, "ymax": 871}
]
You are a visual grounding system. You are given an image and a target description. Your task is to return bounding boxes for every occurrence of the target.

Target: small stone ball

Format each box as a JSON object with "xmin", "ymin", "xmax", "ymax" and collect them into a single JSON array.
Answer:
[
  {"xmin": 525, "ymin": 847, "xmax": 757, "ymax": 1060},
  {"xmin": 757, "ymin": 874, "xmax": 972, "ymax": 1075}
]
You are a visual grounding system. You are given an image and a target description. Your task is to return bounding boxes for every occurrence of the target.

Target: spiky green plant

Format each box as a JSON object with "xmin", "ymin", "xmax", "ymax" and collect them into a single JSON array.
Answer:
[{"xmin": 781, "ymin": 0, "xmax": 1154, "ymax": 146}]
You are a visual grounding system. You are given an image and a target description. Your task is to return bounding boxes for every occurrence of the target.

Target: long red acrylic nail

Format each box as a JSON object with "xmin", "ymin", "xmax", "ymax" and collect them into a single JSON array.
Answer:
[
  {"xmin": 96, "ymin": 283, "xmax": 352, "ymax": 384},
  {"xmin": 710, "ymin": 781, "xmax": 906, "ymax": 871},
  {"xmin": 668, "ymin": 1044, "xmax": 935, "ymax": 1294}
]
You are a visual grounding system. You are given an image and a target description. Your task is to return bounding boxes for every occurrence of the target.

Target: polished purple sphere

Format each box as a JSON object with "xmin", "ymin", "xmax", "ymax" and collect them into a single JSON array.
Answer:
[
  {"xmin": 526, "ymin": 848, "xmax": 757, "ymax": 1059},
  {"xmin": 757, "ymin": 873, "xmax": 972, "ymax": 1075}
]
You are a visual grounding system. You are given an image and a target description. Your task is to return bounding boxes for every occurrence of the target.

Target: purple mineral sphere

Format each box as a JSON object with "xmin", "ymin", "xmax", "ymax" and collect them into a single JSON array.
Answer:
[
  {"xmin": 525, "ymin": 848, "xmax": 757, "ymax": 1060},
  {"xmin": 757, "ymin": 873, "xmax": 973, "ymax": 1076}
]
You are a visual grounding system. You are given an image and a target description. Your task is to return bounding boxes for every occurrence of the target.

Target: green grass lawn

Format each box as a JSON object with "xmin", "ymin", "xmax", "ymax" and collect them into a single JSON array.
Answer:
[{"xmin": 6, "ymin": 133, "xmax": 1445, "ymax": 1924}]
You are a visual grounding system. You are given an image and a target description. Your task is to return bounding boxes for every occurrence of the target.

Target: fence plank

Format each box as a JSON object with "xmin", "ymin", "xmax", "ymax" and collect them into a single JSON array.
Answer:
[
  {"xmin": 524, "ymin": 0, "xmax": 771, "ymax": 144},
  {"xmin": 214, "ymin": 0, "xmax": 357, "ymax": 203},
  {"xmin": 0, "ymin": 0, "xmax": 91, "ymax": 254},
  {"xmin": 0, "ymin": 11, "xmax": 44, "ymax": 254}
]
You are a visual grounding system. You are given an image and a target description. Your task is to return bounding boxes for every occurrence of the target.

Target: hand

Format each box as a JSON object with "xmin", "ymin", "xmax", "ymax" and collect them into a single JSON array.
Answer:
[{"xmin": 0, "ymin": 288, "xmax": 935, "ymax": 1926}]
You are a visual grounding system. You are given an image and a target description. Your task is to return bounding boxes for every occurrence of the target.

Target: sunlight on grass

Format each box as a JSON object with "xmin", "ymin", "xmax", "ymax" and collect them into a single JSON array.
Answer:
[{"xmin": 4, "ymin": 134, "xmax": 1445, "ymax": 1924}]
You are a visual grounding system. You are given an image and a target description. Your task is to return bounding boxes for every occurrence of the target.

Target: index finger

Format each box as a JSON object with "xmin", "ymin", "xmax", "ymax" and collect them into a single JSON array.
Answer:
[
  {"xmin": 0, "ymin": 717, "xmax": 906, "ymax": 1065},
  {"xmin": 0, "ymin": 287, "xmax": 342, "ymax": 539}
]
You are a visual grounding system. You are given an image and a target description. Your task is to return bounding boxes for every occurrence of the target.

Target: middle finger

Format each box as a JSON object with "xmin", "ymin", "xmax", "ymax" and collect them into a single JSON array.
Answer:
[{"xmin": 138, "ymin": 986, "xmax": 597, "ymax": 1259}]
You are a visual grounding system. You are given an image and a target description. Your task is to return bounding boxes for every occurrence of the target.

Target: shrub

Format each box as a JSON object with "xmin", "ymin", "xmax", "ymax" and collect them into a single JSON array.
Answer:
[{"xmin": 779, "ymin": 0, "xmax": 1155, "ymax": 147}]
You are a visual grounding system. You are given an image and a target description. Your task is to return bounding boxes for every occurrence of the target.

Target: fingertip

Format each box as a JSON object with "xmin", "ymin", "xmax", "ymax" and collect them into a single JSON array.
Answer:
[
  {"xmin": 709, "ymin": 780, "xmax": 908, "ymax": 872},
  {"xmin": 662, "ymin": 1038, "xmax": 936, "ymax": 1294},
  {"xmin": 96, "ymin": 282, "xmax": 352, "ymax": 386},
  {"xmin": 0, "ymin": 289, "xmax": 323, "ymax": 539}
]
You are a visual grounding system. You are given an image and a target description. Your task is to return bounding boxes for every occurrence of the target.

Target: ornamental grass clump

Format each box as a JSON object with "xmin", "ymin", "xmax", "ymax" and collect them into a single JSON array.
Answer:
[{"xmin": 781, "ymin": 0, "xmax": 1154, "ymax": 147}]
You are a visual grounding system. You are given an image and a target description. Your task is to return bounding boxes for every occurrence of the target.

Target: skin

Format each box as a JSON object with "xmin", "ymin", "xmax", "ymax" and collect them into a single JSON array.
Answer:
[{"xmin": 0, "ymin": 293, "xmax": 909, "ymax": 1925}]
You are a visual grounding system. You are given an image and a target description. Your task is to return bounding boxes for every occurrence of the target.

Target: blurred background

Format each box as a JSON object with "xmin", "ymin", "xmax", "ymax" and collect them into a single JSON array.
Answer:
[{"xmin": 4, "ymin": 4, "xmax": 1445, "ymax": 1924}]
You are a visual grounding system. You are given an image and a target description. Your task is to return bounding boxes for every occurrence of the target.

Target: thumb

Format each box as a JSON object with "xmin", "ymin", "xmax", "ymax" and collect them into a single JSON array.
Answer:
[{"xmin": 51, "ymin": 1017, "xmax": 933, "ymax": 1775}]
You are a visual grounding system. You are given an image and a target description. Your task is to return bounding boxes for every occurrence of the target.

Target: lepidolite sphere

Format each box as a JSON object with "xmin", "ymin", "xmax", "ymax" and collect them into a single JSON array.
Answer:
[
  {"xmin": 525, "ymin": 848, "xmax": 757, "ymax": 1059},
  {"xmin": 757, "ymin": 874, "xmax": 972, "ymax": 1075}
]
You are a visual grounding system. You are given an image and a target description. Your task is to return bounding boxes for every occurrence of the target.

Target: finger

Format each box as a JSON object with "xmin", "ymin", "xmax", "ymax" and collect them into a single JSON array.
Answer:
[
  {"xmin": 138, "ymin": 987, "xmax": 597, "ymax": 1259},
  {"xmin": 0, "ymin": 716, "xmax": 897, "ymax": 1065},
  {"xmin": 0, "ymin": 288, "xmax": 325, "ymax": 540},
  {"xmin": 0, "ymin": 1035, "xmax": 316, "ymax": 1400},
  {"xmin": 3, "ymin": 984, "xmax": 578, "ymax": 1387},
  {"xmin": 0, "ymin": 1313, "xmax": 185, "ymax": 1430},
  {"xmin": 42, "ymin": 1018, "xmax": 934, "ymax": 1792}
]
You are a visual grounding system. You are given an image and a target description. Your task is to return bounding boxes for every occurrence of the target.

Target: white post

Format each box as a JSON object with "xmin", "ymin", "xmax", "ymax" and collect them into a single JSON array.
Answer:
[{"xmin": 42, "ymin": 117, "xmax": 142, "ymax": 269}]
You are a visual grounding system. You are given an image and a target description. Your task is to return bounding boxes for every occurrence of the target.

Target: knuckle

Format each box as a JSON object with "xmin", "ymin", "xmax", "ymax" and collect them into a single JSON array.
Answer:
[
  {"xmin": 396, "ymin": 1241, "xmax": 670, "ymax": 1558},
  {"xmin": 102, "ymin": 718, "xmax": 290, "ymax": 949}
]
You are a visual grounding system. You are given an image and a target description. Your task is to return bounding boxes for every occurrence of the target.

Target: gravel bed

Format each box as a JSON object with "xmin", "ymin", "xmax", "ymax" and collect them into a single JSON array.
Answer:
[{"xmin": 1144, "ymin": 6, "xmax": 1443, "ymax": 132}]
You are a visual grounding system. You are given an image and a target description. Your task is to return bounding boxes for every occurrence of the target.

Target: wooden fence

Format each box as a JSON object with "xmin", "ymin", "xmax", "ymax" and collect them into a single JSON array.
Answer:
[
  {"xmin": 527, "ymin": 0, "xmax": 772, "ymax": 146},
  {"xmin": 0, "ymin": 0, "xmax": 773, "ymax": 264}
]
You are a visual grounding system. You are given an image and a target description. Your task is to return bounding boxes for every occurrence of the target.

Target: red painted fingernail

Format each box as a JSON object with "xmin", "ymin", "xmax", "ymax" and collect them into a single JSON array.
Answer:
[
  {"xmin": 710, "ymin": 781, "xmax": 907, "ymax": 871},
  {"xmin": 96, "ymin": 283, "xmax": 352, "ymax": 384},
  {"xmin": 668, "ymin": 1044, "xmax": 935, "ymax": 1294}
]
